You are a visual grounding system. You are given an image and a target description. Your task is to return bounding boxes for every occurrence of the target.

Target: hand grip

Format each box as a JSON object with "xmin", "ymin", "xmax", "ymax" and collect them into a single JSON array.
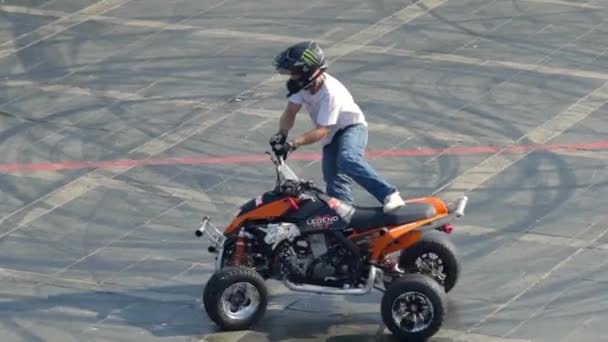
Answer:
[{"xmin": 455, "ymin": 196, "xmax": 468, "ymax": 217}]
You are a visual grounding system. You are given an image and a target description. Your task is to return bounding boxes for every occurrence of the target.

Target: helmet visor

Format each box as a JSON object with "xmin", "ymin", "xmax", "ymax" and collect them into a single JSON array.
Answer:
[
  {"xmin": 273, "ymin": 49, "xmax": 299, "ymax": 74},
  {"xmin": 276, "ymin": 67, "xmax": 292, "ymax": 75}
]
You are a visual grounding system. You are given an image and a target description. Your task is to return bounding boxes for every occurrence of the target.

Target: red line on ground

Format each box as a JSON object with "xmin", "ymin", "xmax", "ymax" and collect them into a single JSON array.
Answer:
[{"xmin": 1, "ymin": 140, "xmax": 607, "ymax": 174}]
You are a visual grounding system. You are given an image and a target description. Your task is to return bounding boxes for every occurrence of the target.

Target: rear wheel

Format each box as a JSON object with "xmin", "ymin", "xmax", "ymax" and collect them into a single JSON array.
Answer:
[
  {"xmin": 202, "ymin": 266, "xmax": 268, "ymax": 331},
  {"xmin": 381, "ymin": 274, "xmax": 447, "ymax": 342},
  {"xmin": 398, "ymin": 230, "xmax": 460, "ymax": 292}
]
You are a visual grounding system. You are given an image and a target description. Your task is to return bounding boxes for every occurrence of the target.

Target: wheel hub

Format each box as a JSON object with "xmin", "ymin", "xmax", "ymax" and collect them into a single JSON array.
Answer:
[
  {"xmin": 221, "ymin": 282, "xmax": 260, "ymax": 320},
  {"xmin": 416, "ymin": 253, "xmax": 446, "ymax": 284}
]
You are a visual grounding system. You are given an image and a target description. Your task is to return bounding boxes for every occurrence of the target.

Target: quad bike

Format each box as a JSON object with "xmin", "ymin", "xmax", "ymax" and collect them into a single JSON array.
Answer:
[{"xmin": 195, "ymin": 147, "xmax": 468, "ymax": 341}]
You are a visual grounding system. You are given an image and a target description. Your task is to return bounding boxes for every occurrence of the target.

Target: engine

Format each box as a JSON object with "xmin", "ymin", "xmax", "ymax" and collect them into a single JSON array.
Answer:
[
  {"xmin": 256, "ymin": 222, "xmax": 353, "ymax": 284},
  {"xmin": 306, "ymin": 233, "xmax": 351, "ymax": 281},
  {"xmin": 274, "ymin": 231, "xmax": 351, "ymax": 284}
]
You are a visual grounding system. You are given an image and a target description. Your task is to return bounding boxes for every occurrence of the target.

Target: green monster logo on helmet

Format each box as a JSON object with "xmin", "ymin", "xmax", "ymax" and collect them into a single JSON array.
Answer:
[{"xmin": 299, "ymin": 48, "xmax": 321, "ymax": 69}]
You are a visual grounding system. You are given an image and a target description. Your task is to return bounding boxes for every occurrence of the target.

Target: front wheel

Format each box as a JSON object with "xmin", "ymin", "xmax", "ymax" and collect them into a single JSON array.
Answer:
[
  {"xmin": 381, "ymin": 274, "xmax": 447, "ymax": 342},
  {"xmin": 202, "ymin": 266, "xmax": 268, "ymax": 331},
  {"xmin": 398, "ymin": 230, "xmax": 460, "ymax": 292}
]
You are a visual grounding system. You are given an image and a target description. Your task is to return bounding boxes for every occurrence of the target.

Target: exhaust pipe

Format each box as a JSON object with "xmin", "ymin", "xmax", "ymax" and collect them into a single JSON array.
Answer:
[{"xmin": 283, "ymin": 266, "xmax": 379, "ymax": 295}]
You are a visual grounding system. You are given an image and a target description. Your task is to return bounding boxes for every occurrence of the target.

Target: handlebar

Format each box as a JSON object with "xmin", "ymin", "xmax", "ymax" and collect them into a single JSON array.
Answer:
[
  {"xmin": 269, "ymin": 142, "xmax": 296, "ymax": 170},
  {"xmin": 301, "ymin": 180, "xmax": 324, "ymax": 193},
  {"xmin": 266, "ymin": 147, "xmax": 326, "ymax": 195},
  {"xmin": 266, "ymin": 151, "xmax": 285, "ymax": 167}
]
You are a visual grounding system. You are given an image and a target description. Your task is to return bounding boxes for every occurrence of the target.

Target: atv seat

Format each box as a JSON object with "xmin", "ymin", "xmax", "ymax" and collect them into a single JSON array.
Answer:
[{"xmin": 349, "ymin": 202, "xmax": 436, "ymax": 232}]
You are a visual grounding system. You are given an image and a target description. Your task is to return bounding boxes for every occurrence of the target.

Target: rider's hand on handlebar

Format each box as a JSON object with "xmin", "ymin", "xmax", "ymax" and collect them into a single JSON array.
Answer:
[
  {"xmin": 272, "ymin": 140, "xmax": 296, "ymax": 160},
  {"xmin": 269, "ymin": 129, "xmax": 287, "ymax": 146}
]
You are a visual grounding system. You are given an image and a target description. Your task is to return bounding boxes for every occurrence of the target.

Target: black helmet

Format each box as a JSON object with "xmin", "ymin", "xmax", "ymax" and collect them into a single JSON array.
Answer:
[{"xmin": 273, "ymin": 41, "xmax": 328, "ymax": 94}]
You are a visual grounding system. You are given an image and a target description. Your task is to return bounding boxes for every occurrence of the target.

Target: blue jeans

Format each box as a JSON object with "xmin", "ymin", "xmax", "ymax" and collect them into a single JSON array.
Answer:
[{"xmin": 322, "ymin": 123, "xmax": 397, "ymax": 204}]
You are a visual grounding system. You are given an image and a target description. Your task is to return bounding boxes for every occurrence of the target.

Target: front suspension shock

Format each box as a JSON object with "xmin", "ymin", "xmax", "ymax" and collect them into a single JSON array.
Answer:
[{"xmin": 231, "ymin": 230, "xmax": 249, "ymax": 266}]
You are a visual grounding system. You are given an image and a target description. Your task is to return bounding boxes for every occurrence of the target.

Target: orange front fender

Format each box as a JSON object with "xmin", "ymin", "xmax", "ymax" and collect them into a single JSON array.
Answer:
[{"xmin": 224, "ymin": 197, "xmax": 298, "ymax": 235}]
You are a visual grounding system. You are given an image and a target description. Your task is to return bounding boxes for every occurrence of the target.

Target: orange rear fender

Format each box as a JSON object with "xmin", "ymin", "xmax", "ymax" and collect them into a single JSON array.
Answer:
[{"xmin": 369, "ymin": 212, "xmax": 450, "ymax": 262}]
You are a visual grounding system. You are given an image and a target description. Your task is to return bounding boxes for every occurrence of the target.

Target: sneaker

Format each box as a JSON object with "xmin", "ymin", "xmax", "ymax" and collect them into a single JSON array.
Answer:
[{"xmin": 383, "ymin": 191, "xmax": 405, "ymax": 212}]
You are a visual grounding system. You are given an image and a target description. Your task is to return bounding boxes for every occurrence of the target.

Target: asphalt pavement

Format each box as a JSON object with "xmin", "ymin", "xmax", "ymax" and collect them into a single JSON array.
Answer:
[{"xmin": 0, "ymin": 0, "xmax": 607, "ymax": 341}]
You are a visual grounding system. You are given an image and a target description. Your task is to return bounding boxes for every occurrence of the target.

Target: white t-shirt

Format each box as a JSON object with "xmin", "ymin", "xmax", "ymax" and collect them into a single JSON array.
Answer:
[{"xmin": 288, "ymin": 73, "xmax": 367, "ymax": 145}]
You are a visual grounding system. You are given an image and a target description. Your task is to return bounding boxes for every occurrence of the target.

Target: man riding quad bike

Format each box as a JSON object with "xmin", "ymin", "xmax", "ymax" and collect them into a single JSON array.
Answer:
[{"xmin": 195, "ymin": 41, "xmax": 467, "ymax": 341}]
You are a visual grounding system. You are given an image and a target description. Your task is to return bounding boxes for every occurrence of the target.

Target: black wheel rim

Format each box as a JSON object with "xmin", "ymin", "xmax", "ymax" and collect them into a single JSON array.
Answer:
[
  {"xmin": 413, "ymin": 252, "xmax": 447, "ymax": 286},
  {"xmin": 391, "ymin": 291, "xmax": 435, "ymax": 332}
]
